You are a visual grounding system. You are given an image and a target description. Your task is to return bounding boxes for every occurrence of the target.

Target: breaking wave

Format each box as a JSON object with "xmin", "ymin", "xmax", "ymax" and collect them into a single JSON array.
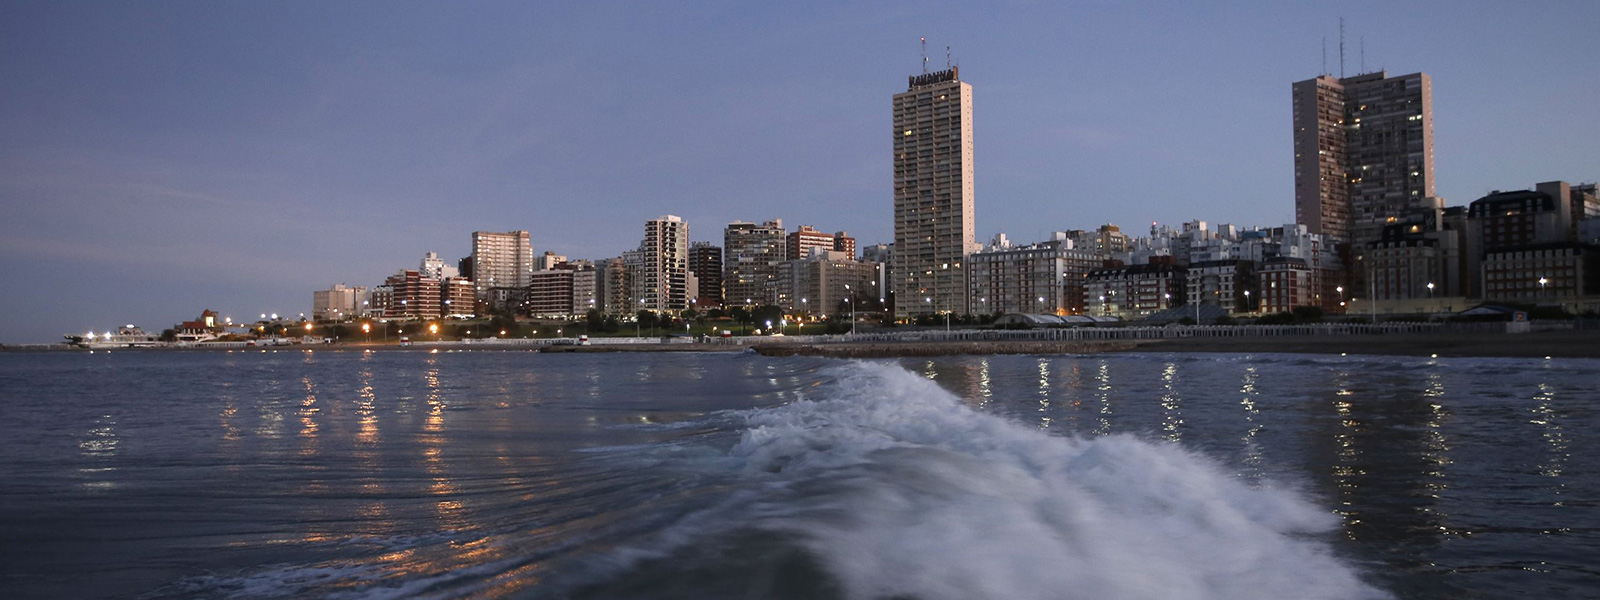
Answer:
[{"xmin": 566, "ymin": 360, "xmax": 1388, "ymax": 600}]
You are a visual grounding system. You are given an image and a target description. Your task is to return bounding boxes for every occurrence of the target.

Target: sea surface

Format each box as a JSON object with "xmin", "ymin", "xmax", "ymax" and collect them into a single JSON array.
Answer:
[{"xmin": 0, "ymin": 349, "xmax": 1595, "ymax": 599}]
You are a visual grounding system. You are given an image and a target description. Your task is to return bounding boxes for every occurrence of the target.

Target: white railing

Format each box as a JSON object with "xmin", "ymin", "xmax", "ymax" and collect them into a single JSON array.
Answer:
[{"xmin": 835, "ymin": 322, "xmax": 1444, "ymax": 343}]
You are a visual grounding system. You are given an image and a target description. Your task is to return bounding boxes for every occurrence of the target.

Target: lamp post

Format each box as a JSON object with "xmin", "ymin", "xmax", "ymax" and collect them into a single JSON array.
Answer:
[
  {"xmin": 362, "ymin": 322, "xmax": 370, "ymax": 343},
  {"xmin": 1336, "ymin": 286, "xmax": 1344, "ymax": 313},
  {"xmin": 845, "ymin": 285, "xmax": 856, "ymax": 335},
  {"xmin": 1427, "ymin": 282, "xmax": 1435, "ymax": 299},
  {"xmin": 1539, "ymin": 276, "xmax": 1548, "ymax": 298}
]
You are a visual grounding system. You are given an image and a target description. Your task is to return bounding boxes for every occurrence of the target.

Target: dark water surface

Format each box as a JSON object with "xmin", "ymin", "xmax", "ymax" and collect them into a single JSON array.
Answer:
[{"xmin": 0, "ymin": 349, "xmax": 1595, "ymax": 599}]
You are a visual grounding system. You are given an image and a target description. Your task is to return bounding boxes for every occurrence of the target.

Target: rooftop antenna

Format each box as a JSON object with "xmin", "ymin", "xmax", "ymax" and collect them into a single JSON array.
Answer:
[
  {"xmin": 1339, "ymin": 17, "xmax": 1346, "ymax": 78},
  {"xmin": 946, "ymin": 45, "xmax": 951, "ymax": 70},
  {"xmin": 1360, "ymin": 36, "xmax": 1366, "ymax": 73},
  {"xmin": 921, "ymin": 37, "xmax": 928, "ymax": 74},
  {"xmin": 1322, "ymin": 37, "xmax": 1327, "ymax": 75}
]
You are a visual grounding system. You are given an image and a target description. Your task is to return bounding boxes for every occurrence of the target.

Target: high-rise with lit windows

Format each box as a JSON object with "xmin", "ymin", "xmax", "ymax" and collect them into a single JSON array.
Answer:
[
  {"xmin": 893, "ymin": 66, "xmax": 975, "ymax": 317},
  {"xmin": 470, "ymin": 230, "xmax": 534, "ymax": 299},
  {"xmin": 1293, "ymin": 71, "xmax": 1434, "ymax": 250}
]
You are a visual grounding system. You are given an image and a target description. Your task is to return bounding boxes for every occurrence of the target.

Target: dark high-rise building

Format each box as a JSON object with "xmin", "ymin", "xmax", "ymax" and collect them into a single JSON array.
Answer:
[
  {"xmin": 1293, "ymin": 71, "xmax": 1434, "ymax": 249},
  {"xmin": 689, "ymin": 241, "xmax": 723, "ymax": 305}
]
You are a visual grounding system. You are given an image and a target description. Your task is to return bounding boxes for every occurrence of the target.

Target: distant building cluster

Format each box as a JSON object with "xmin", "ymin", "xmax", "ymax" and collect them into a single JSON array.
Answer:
[{"xmin": 306, "ymin": 62, "xmax": 1599, "ymax": 326}]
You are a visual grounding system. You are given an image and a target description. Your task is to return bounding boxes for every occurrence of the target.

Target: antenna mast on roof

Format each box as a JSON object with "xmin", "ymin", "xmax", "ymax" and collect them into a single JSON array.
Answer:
[
  {"xmin": 1360, "ymin": 36, "xmax": 1366, "ymax": 73},
  {"xmin": 947, "ymin": 45, "xmax": 951, "ymax": 69},
  {"xmin": 921, "ymin": 37, "xmax": 928, "ymax": 74},
  {"xmin": 1322, "ymin": 37, "xmax": 1327, "ymax": 75},
  {"xmin": 1339, "ymin": 17, "xmax": 1346, "ymax": 78}
]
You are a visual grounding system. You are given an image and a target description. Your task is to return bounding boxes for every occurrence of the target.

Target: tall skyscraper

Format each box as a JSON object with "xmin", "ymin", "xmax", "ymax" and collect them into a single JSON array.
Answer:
[
  {"xmin": 640, "ymin": 215, "xmax": 690, "ymax": 313},
  {"xmin": 893, "ymin": 66, "xmax": 975, "ymax": 317},
  {"xmin": 470, "ymin": 230, "xmax": 534, "ymax": 299},
  {"xmin": 723, "ymin": 219, "xmax": 786, "ymax": 307},
  {"xmin": 1293, "ymin": 71, "xmax": 1434, "ymax": 250}
]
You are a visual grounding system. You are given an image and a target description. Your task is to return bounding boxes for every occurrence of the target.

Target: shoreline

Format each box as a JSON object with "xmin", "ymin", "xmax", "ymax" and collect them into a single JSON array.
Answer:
[
  {"xmin": 7, "ymin": 330, "xmax": 1596, "ymax": 359},
  {"xmin": 1116, "ymin": 330, "xmax": 1600, "ymax": 359}
]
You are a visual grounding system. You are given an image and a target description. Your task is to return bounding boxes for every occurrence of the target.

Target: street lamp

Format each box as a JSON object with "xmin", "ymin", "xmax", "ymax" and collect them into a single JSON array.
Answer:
[
  {"xmin": 845, "ymin": 285, "xmax": 856, "ymax": 335},
  {"xmin": 1243, "ymin": 290, "xmax": 1251, "ymax": 315},
  {"xmin": 1539, "ymin": 276, "xmax": 1548, "ymax": 297},
  {"xmin": 429, "ymin": 323, "xmax": 439, "ymax": 340},
  {"xmin": 1427, "ymin": 282, "xmax": 1435, "ymax": 298},
  {"xmin": 362, "ymin": 322, "xmax": 371, "ymax": 343}
]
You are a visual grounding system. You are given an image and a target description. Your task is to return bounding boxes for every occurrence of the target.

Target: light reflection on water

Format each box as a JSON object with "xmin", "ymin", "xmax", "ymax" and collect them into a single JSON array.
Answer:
[{"xmin": 2, "ymin": 351, "xmax": 1596, "ymax": 600}]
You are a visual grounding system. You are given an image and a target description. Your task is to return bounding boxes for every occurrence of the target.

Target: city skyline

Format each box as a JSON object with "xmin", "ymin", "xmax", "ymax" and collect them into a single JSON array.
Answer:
[{"xmin": 3, "ymin": 2, "xmax": 1599, "ymax": 342}]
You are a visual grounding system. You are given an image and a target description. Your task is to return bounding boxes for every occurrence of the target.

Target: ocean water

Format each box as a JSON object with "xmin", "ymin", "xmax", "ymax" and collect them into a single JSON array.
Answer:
[{"xmin": 0, "ymin": 349, "xmax": 1595, "ymax": 599}]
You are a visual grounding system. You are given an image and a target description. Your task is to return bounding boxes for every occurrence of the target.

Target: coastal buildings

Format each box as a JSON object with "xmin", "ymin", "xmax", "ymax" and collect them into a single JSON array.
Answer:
[
  {"xmin": 595, "ymin": 257, "xmax": 633, "ymax": 319},
  {"xmin": 1468, "ymin": 183, "xmax": 1600, "ymax": 302},
  {"xmin": 312, "ymin": 284, "xmax": 366, "ymax": 322},
  {"xmin": 470, "ymin": 230, "xmax": 534, "ymax": 301},
  {"xmin": 441, "ymin": 277, "xmax": 474, "ymax": 318},
  {"xmin": 723, "ymin": 219, "xmax": 786, "ymax": 307},
  {"xmin": 1293, "ymin": 71, "xmax": 1434, "ymax": 250},
  {"xmin": 1084, "ymin": 261, "xmax": 1186, "ymax": 319},
  {"xmin": 525, "ymin": 265, "xmax": 597, "ymax": 319},
  {"xmin": 689, "ymin": 242, "xmax": 723, "ymax": 306},
  {"xmin": 966, "ymin": 233, "xmax": 1101, "ymax": 315},
  {"xmin": 383, "ymin": 270, "xmax": 441, "ymax": 320},
  {"xmin": 639, "ymin": 215, "xmax": 690, "ymax": 313},
  {"xmin": 1187, "ymin": 260, "xmax": 1255, "ymax": 314},
  {"xmin": 774, "ymin": 251, "xmax": 879, "ymax": 315},
  {"xmin": 893, "ymin": 65, "xmax": 975, "ymax": 317}
]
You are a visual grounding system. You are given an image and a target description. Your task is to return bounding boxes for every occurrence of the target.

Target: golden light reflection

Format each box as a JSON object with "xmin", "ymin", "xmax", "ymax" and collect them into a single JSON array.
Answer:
[
  {"xmin": 219, "ymin": 403, "xmax": 241, "ymax": 442},
  {"xmin": 256, "ymin": 377, "xmax": 286, "ymax": 438},
  {"xmin": 1530, "ymin": 383, "xmax": 1567, "ymax": 498},
  {"xmin": 1331, "ymin": 368, "xmax": 1361, "ymax": 538},
  {"xmin": 1036, "ymin": 358, "xmax": 1052, "ymax": 429},
  {"xmin": 357, "ymin": 366, "xmax": 378, "ymax": 446},
  {"xmin": 1239, "ymin": 366, "xmax": 1264, "ymax": 484},
  {"xmin": 1420, "ymin": 371, "xmax": 1453, "ymax": 499},
  {"xmin": 1159, "ymin": 362, "xmax": 1182, "ymax": 443},
  {"xmin": 420, "ymin": 360, "xmax": 468, "ymax": 531},
  {"xmin": 300, "ymin": 375, "xmax": 321, "ymax": 442},
  {"xmin": 78, "ymin": 414, "xmax": 120, "ymax": 490},
  {"xmin": 1095, "ymin": 360, "xmax": 1113, "ymax": 435}
]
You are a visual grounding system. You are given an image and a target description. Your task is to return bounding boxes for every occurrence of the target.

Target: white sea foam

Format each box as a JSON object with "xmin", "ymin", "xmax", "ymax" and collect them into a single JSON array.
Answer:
[{"xmin": 724, "ymin": 360, "xmax": 1389, "ymax": 600}]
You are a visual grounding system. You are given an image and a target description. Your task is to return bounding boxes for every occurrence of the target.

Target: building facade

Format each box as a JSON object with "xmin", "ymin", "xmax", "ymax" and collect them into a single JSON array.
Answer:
[
  {"xmin": 525, "ymin": 266, "xmax": 597, "ymax": 319},
  {"xmin": 441, "ymin": 277, "xmax": 474, "ymax": 318},
  {"xmin": 470, "ymin": 230, "xmax": 534, "ymax": 300},
  {"xmin": 1259, "ymin": 257, "xmax": 1315, "ymax": 314},
  {"xmin": 383, "ymin": 270, "xmax": 441, "ymax": 320},
  {"xmin": 640, "ymin": 215, "xmax": 690, "ymax": 313},
  {"xmin": 967, "ymin": 233, "xmax": 1101, "ymax": 316},
  {"xmin": 1187, "ymin": 260, "xmax": 1255, "ymax": 314},
  {"xmin": 312, "ymin": 284, "xmax": 365, "ymax": 322},
  {"xmin": 689, "ymin": 242, "xmax": 723, "ymax": 306},
  {"xmin": 775, "ymin": 251, "xmax": 879, "ymax": 316},
  {"xmin": 1293, "ymin": 71, "xmax": 1434, "ymax": 249},
  {"xmin": 893, "ymin": 67, "xmax": 975, "ymax": 317},
  {"xmin": 1084, "ymin": 262, "xmax": 1186, "ymax": 319},
  {"xmin": 723, "ymin": 220, "xmax": 786, "ymax": 308}
]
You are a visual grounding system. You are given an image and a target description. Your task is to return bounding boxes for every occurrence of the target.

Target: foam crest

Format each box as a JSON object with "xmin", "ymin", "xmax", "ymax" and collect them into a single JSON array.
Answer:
[{"xmin": 726, "ymin": 361, "xmax": 1388, "ymax": 600}]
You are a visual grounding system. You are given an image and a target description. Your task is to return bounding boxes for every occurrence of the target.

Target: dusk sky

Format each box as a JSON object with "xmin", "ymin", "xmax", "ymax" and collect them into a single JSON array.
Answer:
[{"xmin": 2, "ymin": 1, "xmax": 1596, "ymax": 343}]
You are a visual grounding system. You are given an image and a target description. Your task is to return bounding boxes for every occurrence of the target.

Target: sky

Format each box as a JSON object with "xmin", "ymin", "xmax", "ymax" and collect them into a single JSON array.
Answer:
[{"xmin": 2, "ymin": 0, "xmax": 1597, "ymax": 343}]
